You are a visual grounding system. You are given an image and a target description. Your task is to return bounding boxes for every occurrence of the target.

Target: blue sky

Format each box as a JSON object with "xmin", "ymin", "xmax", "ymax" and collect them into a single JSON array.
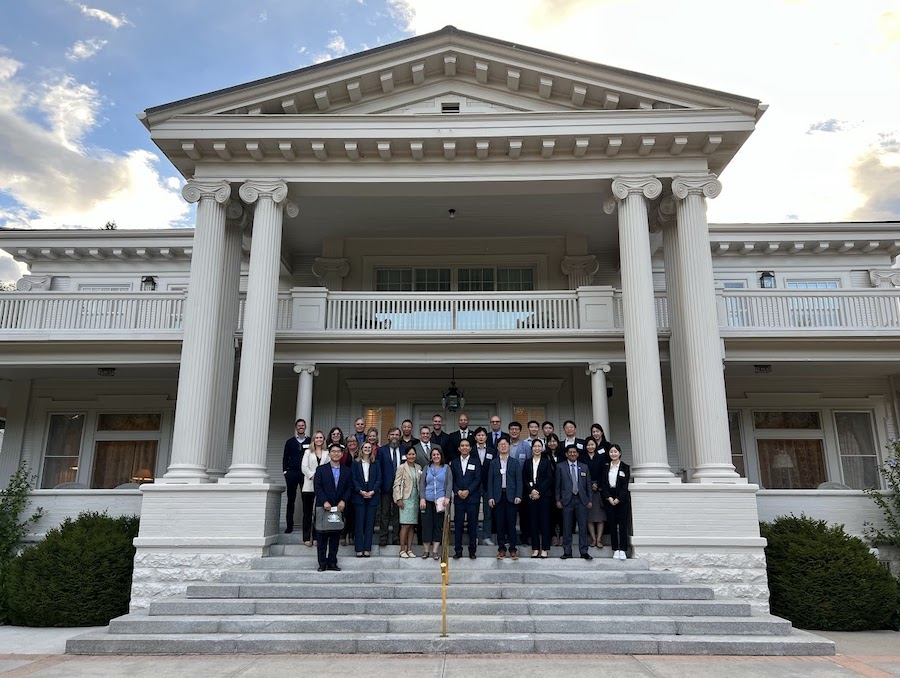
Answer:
[{"xmin": 0, "ymin": 0, "xmax": 898, "ymax": 281}]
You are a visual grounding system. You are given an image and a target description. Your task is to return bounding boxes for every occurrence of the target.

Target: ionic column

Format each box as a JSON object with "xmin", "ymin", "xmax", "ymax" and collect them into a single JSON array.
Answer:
[
  {"xmin": 659, "ymin": 197, "xmax": 694, "ymax": 476},
  {"xmin": 671, "ymin": 175, "xmax": 741, "ymax": 482},
  {"xmin": 207, "ymin": 201, "xmax": 246, "ymax": 479},
  {"xmin": 561, "ymin": 255, "xmax": 599, "ymax": 290},
  {"xmin": 312, "ymin": 258, "xmax": 350, "ymax": 290},
  {"xmin": 611, "ymin": 176, "xmax": 677, "ymax": 481},
  {"xmin": 294, "ymin": 362, "xmax": 319, "ymax": 423},
  {"xmin": 586, "ymin": 362, "xmax": 611, "ymax": 436},
  {"xmin": 223, "ymin": 180, "xmax": 295, "ymax": 483},
  {"xmin": 161, "ymin": 180, "xmax": 231, "ymax": 483}
]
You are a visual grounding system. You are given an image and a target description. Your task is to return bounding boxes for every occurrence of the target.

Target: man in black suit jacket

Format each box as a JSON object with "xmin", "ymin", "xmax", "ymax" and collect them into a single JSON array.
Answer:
[
  {"xmin": 282, "ymin": 418, "xmax": 310, "ymax": 534},
  {"xmin": 445, "ymin": 413, "xmax": 476, "ymax": 463},
  {"xmin": 487, "ymin": 415, "xmax": 511, "ymax": 450},
  {"xmin": 555, "ymin": 444, "xmax": 593, "ymax": 560},
  {"xmin": 314, "ymin": 444, "xmax": 352, "ymax": 571},
  {"xmin": 430, "ymin": 414, "xmax": 451, "ymax": 454},
  {"xmin": 450, "ymin": 439, "xmax": 482, "ymax": 558}
]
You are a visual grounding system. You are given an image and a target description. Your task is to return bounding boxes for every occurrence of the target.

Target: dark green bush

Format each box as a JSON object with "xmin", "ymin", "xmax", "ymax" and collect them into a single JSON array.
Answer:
[
  {"xmin": 0, "ymin": 462, "xmax": 43, "ymax": 625},
  {"xmin": 761, "ymin": 514, "xmax": 898, "ymax": 631},
  {"xmin": 3, "ymin": 511, "xmax": 139, "ymax": 627}
]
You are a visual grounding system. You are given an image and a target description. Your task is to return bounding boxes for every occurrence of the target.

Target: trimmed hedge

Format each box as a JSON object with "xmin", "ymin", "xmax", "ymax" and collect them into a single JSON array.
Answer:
[
  {"xmin": 761, "ymin": 514, "xmax": 898, "ymax": 631},
  {"xmin": 3, "ymin": 512, "xmax": 139, "ymax": 627}
]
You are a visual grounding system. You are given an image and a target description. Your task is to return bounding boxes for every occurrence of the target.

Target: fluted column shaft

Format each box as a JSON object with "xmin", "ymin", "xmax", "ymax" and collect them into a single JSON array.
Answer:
[
  {"xmin": 612, "ymin": 176, "xmax": 676, "ymax": 481},
  {"xmin": 671, "ymin": 175, "xmax": 740, "ymax": 482},
  {"xmin": 294, "ymin": 363, "xmax": 318, "ymax": 423},
  {"xmin": 162, "ymin": 180, "xmax": 231, "ymax": 483},
  {"xmin": 224, "ymin": 180, "xmax": 289, "ymax": 482},
  {"xmin": 206, "ymin": 206, "xmax": 244, "ymax": 479},
  {"xmin": 661, "ymin": 210, "xmax": 694, "ymax": 477},
  {"xmin": 587, "ymin": 362, "xmax": 611, "ymax": 437}
]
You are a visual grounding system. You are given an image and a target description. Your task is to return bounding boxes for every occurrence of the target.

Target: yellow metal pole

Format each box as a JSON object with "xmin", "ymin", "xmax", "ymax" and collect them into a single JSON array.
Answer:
[{"xmin": 440, "ymin": 504, "xmax": 451, "ymax": 637}]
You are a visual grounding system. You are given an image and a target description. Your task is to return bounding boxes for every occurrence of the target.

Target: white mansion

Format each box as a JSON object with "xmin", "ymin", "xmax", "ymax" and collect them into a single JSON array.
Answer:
[{"xmin": 0, "ymin": 27, "xmax": 897, "ymax": 618}]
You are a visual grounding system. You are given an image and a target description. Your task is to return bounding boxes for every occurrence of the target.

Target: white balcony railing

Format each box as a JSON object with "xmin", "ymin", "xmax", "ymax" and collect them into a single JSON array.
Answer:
[{"xmin": 0, "ymin": 292, "xmax": 185, "ymax": 332}]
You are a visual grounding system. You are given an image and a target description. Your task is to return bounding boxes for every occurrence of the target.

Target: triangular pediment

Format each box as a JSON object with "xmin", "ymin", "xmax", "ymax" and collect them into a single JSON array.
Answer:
[{"xmin": 143, "ymin": 26, "xmax": 762, "ymax": 125}]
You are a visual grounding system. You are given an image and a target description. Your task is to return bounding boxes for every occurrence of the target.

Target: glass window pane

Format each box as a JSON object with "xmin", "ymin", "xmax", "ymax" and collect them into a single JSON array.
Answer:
[
  {"xmin": 364, "ymin": 406, "xmax": 396, "ymax": 445},
  {"xmin": 376, "ymin": 269, "xmax": 412, "ymax": 292},
  {"xmin": 41, "ymin": 414, "xmax": 85, "ymax": 488},
  {"xmin": 753, "ymin": 411, "xmax": 821, "ymax": 430},
  {"xmin": 757, "ymin": 439, "xmax": 827, "ymax": 489},
  {"xmin": 414, "ymin": 269, "xmax": 451, "ymax": 291},
  {"xmin": 834, "ymin": 411, "xmax": 878, "ymax": 489},
  {"xmin": 458, "ymin": 268, "xmax": 494, "ymax": 292},
  {"xmin": 728, "ymin": 411, "xmax": 745, "ymax": 477},
  {"xmin": 91, "ymin": 440, "xmax": 158, "ymax": 488},
  {"xmin": 97, "ymin": 413, "xmax": 161, "ymax": 431},
  {"xmin": 497, "ymin": 268, "xmax": 534, "ymax": 291},
  {"xmin": 41, "ymin": 456, "xmax": 80, "ymax": 489}
]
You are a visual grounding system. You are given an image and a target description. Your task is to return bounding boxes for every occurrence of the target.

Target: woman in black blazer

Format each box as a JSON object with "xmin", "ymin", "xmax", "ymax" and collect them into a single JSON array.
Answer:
[
  {"xmin": 522, "ymin": 439, "xmax": 555, "ymax": 558},
  {"xmin": 600, "ymin": 443, "xmax": 631, "ymax": 560}
]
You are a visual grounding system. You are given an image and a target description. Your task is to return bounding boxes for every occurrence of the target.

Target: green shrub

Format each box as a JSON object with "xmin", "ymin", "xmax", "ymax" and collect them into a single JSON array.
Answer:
[
  {"xmin": 761, "ymin": 514, "xmax": 898, "ymax": 631},
  {"xmin": 865, "ymin": 438, "xmax": 900, "ymax": 547},
  {"xmin": 0, "ymin": 462, "xmax": 43, "ymax": 624},
  {"xmin": 3, "ymin": 511, "xmax": 139, "ymax": 627}
]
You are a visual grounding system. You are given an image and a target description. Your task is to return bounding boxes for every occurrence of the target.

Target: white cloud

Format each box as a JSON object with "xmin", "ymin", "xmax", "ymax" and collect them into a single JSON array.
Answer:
[
  {"xmin": 0, "ymin": 54, "xmax": 189, "ymax": 238},
  {"xmin": 66, "ymin": 38, "xmax": 108, "ymax": 61},
  {"xmin": 327, "ymin": 32, "xmax": 348, "ymax": 56},
  {"xmin": 259, "ymin": 10, "xmax": 268, "ymax": 23},
  {"xmin": 67, "ymin": 1, "xmax": 132, "ymax": 29}
]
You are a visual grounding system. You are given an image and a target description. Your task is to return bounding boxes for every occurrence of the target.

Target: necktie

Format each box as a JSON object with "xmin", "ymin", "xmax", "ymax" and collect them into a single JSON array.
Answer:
[
  {"xmin": 570, "ymin": 463, "xmax": 578, "ymax": 494},
  {"xmin": 424, "ymin": 443, "xmax": 430, "ymax": 454},
  {"xmin": 493, "ymin": 432, "xmax": 499, "ymax": 444}
]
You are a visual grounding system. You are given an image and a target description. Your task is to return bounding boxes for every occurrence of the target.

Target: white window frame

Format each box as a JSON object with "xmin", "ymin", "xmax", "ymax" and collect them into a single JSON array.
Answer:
[
  {"xmin": 77, "ymin": 283, "xmax": 133, "ymax": 292},
  {"xmin": 785, "ymin": 279, "xmax": 841, "ymax": 290},
  {"xmin": 831, "ymin": 409, "xmax": 880, "ymax": 489},
  {"xmin": 363, "ymin": 254, "xmax": 550, "ymax": 291},
  {"xmin": 373, "ymin": 265, "xmax": 538, "ymax": 292}
]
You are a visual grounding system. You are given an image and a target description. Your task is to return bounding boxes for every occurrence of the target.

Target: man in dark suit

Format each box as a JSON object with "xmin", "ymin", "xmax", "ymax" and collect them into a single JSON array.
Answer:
[
  {"xmin": 555, "ymin": 444, "xmax": 593, "ymax": 560},
  {"xmin": 487, "ymin": 415, "xmax": 510, "ymax": 450},
  {"xmin": 487, "ymin": 438, "xmax": 523, "ymax": 559},
  {"xmin": 282, "ymin": 418, "xmax": 310, "ymax": 534},
  {"xmin": 410, "ymin": 426, "xmax": 436, "ymax": 468},
  {"xmin": 450, "ymin": 439, "xmax": 481, "ymax": 559},
  {"xmin": 473, "ymin": 429, "xmax": 495, "ymax": 545},
  {"xmin": 445, "ymin": 412, "xmax": 476, "ymax": 464},
  {"xmin": 399, "ymin": 419, "xmax": 420, "ymax": 450},
  {"xmin": 375, "ymin": 427, "xmax": 404, "ymax": 546},
  {"xmin": 431, "ymin": 414, "xmax": 451, "ymax": 454},
  {"xmin": 561, "ymin": 420, "xmax": 585, "ymax": 455},
  {"xmin": 314, "ymin": 444, "xmax": 352, "ymax": 571}
]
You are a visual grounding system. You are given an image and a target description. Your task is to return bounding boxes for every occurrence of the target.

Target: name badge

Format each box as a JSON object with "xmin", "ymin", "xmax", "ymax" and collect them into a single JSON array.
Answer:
[
  {"xmin": 580, "ymin": 472, "xmax": 587, "ymax": 477},
  {"xmin": 619, "ymin": 471, "xmax": 626, "ymax": 477},
  {"xmin": 486, "ymin": 454, "xmax": 493, "ymax": 460},
  {"xmin": 576, "ymin": 443, "xmax": 583, "ymax": 450},
  {"xmin": 467, "ymin": 464, "xmax": 475, "ymax": 471}
]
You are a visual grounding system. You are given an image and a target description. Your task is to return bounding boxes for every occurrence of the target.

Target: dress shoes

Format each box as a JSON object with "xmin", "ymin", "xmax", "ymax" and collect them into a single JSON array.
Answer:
[
  {"xmin": 581, "ymin": 553, "xmax": 593, "ymax": 561},
  {"xmin": 317, "ymin": 565, "xmax": 326, "ymax": 572},
  {"xmin": 496, "ymin": 550, "xmax": 507, "ymax": 559},
  {"xmin": 284, "ymin": 528, "xmax": 293, "ymax": 534},
  {"xmin": 453, "ymin": 552, "xmax": 462, "ymax": 560},
  {"xmin": 510, "ymin": 551, "xmax": 519, "ymax": 560},
  {"xmin": 560, "ymin": 553, "xmax": 572, "ymax": 560},
  {"xmin": 326, "ymin": 564, "xmax": 341, "ymax": 571},
  {"xmin": 469, "ymin": 552, "xmax": 477, "ymax": 559}
]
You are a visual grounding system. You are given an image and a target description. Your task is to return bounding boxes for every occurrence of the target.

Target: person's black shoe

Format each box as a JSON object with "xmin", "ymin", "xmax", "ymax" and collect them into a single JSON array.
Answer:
[
  {"xmin": 469, "ymin": 552, "xmax": 477, "ymax": 559},
  {"xmin": 560, "ymin": 553, "xmax": 571, "ymax": 560},
  {"xmin": 327, "ymin": 564, "xmax": 341, "ymax": 571},
  {"xmin": 285, "ymin": 528, "xmax": 293, "ymax": 534},
  {"xmin": 317, "ymin": 565, "xmax": 326, "ymax": 572},
  {"xmin": 581, "ymin": 553, "xmax": 593, "ymax": 561},
  {"xmin": 453, "ymin": 551, "xmax": 462, "ymax": 560}
]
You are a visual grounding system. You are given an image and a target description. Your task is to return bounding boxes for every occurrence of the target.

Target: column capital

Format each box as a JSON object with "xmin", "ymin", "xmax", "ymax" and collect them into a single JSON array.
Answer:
[
  {"xmin": 560, "ymin": 255, "xmax": 599, "ymax": 278},
  {"xmin": 586, "ymin": 362, "xmax": 611, "ymax": 376},
  {"xmin": 293, "ymin": 362, "xmax": 319, "ymax": 376},
  {"xmin": 612, "ymin": 176, "xmax": 662, "ymax": 201},
  {"xmin": 182, "ymin": 179, "xmax": 232, "ymax": 204},
  {"xmin": 312, "ymin": 257, "xmax": 350, "ymax": 279},
  {"xmin": 602, "ymin": 196, "xmax": 618, "ymax": 215},
  {"xmin": 671, "ymin": 174, "xmax": 722, "ymax": 200},
  {"xmin": 239, "ymin": 179, "xmax": 288, "ymax": 204}
]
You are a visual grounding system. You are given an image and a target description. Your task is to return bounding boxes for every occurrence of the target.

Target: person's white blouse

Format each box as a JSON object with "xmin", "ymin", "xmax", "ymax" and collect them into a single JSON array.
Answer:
[
  {"xmin": 361, "ymin": 460, "xmax": 370, "ymax": 483},
  {"xmin": 301, "ymin": 449, "xmax": 329, "ymax": 492},
  {"xmin": 608, "ymin": 462, "xmax": 620, "ymax": 491}
]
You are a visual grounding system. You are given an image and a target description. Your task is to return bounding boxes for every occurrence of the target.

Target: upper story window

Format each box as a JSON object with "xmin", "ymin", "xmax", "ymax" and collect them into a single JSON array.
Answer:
[
  {"xmin": 786, "ymin": 280, "xmax": 840, "ymax": 290},
  {"xmin": 441, "ymin": 102, "xmax": 460, "ymax": 114},
  {"xmin": 375, "ymin": 267, "xmax": 535, "ymax": 292},
  {"xmin": 78, "ymin": 283, "xmax": 132, "ymax": 292},
  {"xmin": 717, "ymin": 280, "xmax": 748, "ymax": 289}
]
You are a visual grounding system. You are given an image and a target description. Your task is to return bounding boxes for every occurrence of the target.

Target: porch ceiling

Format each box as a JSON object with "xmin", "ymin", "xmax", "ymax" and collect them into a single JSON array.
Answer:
[{"xmin": 281, "ymin": 179, "xmax": 620, "ymax": 253}]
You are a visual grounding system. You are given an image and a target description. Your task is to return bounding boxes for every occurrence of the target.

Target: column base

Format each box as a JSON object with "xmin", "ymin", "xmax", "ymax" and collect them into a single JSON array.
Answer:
[
  {"xmin": 131, "ymin": 483, "xmax": 281, "ymax": 609},
  {"xmin": 220, "ymin": 464, "xmax": 270, "ymax": 484},
  {"xmin": 157, "ymin": 464, "xmax": 212, "ymax": 484},
  {"xmin": 631, "ymin": 464, "xmax": 682, "ymax": 484},
  {"xmin": 690, "ymin": 463, "xmax": 746, "ymax": 484},
  {"xmin": 630, "ymin": 483, "xmax": 769, "ymax": 611}
]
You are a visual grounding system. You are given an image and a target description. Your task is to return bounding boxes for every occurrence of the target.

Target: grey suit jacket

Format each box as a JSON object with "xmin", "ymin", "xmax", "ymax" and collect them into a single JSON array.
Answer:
[
  {"xmin": 555, "ymin": 460, "xmax": 592, "ymax": 507},
  {"xmin": 411, "ymin": 442, "xmax": 440, "ymax": 469}
]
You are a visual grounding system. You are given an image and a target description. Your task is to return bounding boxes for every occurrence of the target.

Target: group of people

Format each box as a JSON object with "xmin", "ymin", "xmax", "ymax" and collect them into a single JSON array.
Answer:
[{"xmin": 283, "ymin": 414, "xmax": 632, "ymax": 572}]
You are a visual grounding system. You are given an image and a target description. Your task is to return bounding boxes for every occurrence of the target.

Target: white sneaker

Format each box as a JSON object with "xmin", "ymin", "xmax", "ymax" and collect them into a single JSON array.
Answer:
[
  {"xmin": 615, "ymin": 550, "xmax": 625, "ymax": 560},
  {"xmin": 482, "ymin": 538, "xmax": 494, "ymax": 546}
]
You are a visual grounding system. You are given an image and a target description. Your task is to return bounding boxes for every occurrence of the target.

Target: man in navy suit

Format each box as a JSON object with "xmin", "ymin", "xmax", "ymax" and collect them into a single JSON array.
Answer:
[
  {"xmin": 445, "ymin": 412, "xmax": 476, "ymax": 463},
  {"xmin": 376, "ymin": 427, "xmax": 404, "ymax": 547},
  {"xmin": 282, "ymin": 418, "xmax": 310, "ymax": 534},
  {"xmin": 556, "ymin": 444, "xmax": 593, "ymax": 560},
  {"xmin": 487, "ymin": 415, "xmax": 510, "ymax": 450},
  {"xmin": 450, "ymin": 439, "xmax": 481, "ymax": 559},
  {"xmin": 314, "ymin": 444, "xmax": 352, "ymax": 571}
]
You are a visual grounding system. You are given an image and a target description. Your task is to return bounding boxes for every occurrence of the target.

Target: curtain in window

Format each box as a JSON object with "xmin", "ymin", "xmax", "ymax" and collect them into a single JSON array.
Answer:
[
  {"xmin": 757, "ymin": 439, "xmax": 827, "ymax": 489},
  {"xmin": 91, "ymin": 440, "xmax": 158, "ymax": 488}
]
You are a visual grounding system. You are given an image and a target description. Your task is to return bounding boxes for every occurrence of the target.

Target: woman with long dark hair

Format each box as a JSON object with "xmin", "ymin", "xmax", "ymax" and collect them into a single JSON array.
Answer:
[
  {"xmin": 600, "ymin": 443, "xmax": 631, "ymax": 560},
  {"xmin": 522, "ymin": 439, "xmax": 554, "ymax": 558}
]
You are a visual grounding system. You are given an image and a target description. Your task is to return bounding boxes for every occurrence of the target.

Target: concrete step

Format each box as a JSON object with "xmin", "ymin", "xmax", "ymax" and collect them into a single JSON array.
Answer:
[
  {"xmin": 109, "ymin": 612, "xmax": 792, "ymax": 636},
  {"xmin": 268, "ymin": 543, "xmax": 618, "ymax": 558},
  {"xmin": 250, "ymin": 555, "xmax": 646, "ymax": 570},
  {"xmin": 219, "ymin": 568, "xmax": 681, "ymax": 585},
  {"xmin": 184, "ymin": 582, "xmax": 714, "ymax": 601},
  {"xmin": 147, "ymin": 597, "xmax": 753, "ymax": 618},
  {"xmin": 276, "ymin": 533, "xmax": 603, "ymax": 547},
  {"xmin": 67, "ymin": 629, "xmax": 834, "ymax": 656}
]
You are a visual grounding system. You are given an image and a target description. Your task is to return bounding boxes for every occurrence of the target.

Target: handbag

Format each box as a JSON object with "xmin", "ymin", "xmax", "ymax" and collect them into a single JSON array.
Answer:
[{"xmin": 314, "ymin": 506, "xmax": 345, "ymax": 532}]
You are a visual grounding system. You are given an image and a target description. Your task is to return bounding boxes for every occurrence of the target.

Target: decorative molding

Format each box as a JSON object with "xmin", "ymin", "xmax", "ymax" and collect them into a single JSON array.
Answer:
[
  {"xmin": 672, "ymin": 174, "xmax": 722, "ymax": 200},
  {"xmin": 15, "ymin": 275, "xmax": 52, "ymax": 291},
  {"xmin": 311, "ymin": 257, "xmax": 350, "ymax": 281},
  {"xmin": 284, "ymin": 200, "xmax": 300, "ymax": 218},
  {"xmin": 238, "ymin": 180, "xmax": 288, "ymax": 204},
  {"xmin": 560, "ymin": 255, "xmax": 599, "ymax": 278},
  {"xmin": 181, "ymin": 179, "xmax": 231, "ymax": 204},
  {"xmin": 293, "ymin": 362, "xmax": 319, "ymax": 377},
  {"xmin": 586, "ymin": 362, "xmax": 611, "ymax": 376},
  {"xmin": 611, "ymin": 175, "xmax": 662, "ymax": 201},
  {"xmin": 870, "ymin": 269, "xmax": 900, "ymax": 288}
]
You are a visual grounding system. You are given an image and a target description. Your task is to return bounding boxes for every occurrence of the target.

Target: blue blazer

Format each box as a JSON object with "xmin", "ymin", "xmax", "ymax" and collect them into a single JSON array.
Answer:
[
  {"xmin": 487, "ymin": 455, "xmax": 522, "ymax": 504},
  {"xmin": 450, "ymin": 454, "xmax": 482, "ymax": 505},
  {"xmin": 350, "ymin": 459, "xmax": 381, "ymax": 505},
  {"xmin": 376, "ymin": 444, "xmax": 405, "ymax": 494},
  {"xmin": 313, "ymin": 463, "xmax": 352, "ymax": 507}
]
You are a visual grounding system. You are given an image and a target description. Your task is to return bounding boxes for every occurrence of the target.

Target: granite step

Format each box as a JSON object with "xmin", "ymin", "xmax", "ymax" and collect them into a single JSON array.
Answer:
[
  {"xmin": 249, "ymin": 555, "xmax": 646, "ymax": 570},
  {"xmin": 109, "ymin": 611, "xmax": 793, "ymax": 636},
  {"xmin": 147, "ymin": 597, "xmax": 754, "ymax": 618},
  {"xmin": 67, "ymin": 629, "xmax": 834, "ymax": 656},
  {"xmin": 268, "ymin": 543, "xmax": 616, "ymax": 557}
]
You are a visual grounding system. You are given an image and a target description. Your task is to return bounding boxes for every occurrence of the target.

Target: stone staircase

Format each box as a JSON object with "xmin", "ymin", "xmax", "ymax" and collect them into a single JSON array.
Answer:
[{"xmin": 68, "ymin": 534, "xmax": 834, "ymax": 655}]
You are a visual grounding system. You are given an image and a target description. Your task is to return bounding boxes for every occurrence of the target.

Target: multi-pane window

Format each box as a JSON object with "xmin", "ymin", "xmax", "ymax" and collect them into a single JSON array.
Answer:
[
  {"xmin": 513, "ymin": 404, "xmax": 547, "ymax": 427},
  {"xmin": 375, "ymin": 267, "xmax": 534, "ymax": 291},
  {"xmin": 833, "ymin": 411, "xmax": 879, "ymax": 489},
  {"xmin": 375, "ymin": 269, "xmax": 413, "ymax": 292},
  {"xmin": 753, "ymin": 411, "xmax": 827, "ymax": 489},
  {"xmin": 41, "ymin": 414, "xmax": 86, "ymax": 488},
  {"xmin": 77, "ymin": 284, "xmax": 132, "ymax": 291},
  {"xmin": 91, "ymin": 413, "xmax": 162, "ymax": 488},
  {"xmin": 497, "ymin": 268, "xmax": 534, "ymax": 291},
  {"xmin": 458, "ymin": 268, "xmax": 494, "ymax": 292},
  {"xmin": 787, "ymin": 280, "xmax": 840, "ymax": 290},
  {"xmin": 414, "ymin": 269, "xmax": 451, "ymax": 291},
  {"xmin": 728, "ymin": 410, "xmax": 745, "ymax": 477}
]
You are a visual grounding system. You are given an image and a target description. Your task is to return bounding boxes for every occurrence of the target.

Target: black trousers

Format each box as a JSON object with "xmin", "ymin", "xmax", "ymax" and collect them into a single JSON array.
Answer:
[
  {"xmin": 495, "ymin": 493, "xmax": 518, "ymax": 553},
  {"xmin": 284, "ymin": 469, "xmax": 302, "ymax": 531},
  {"xmin": 562, "ymin": 499, "xmax": 589, "ymax": 555},
  {"xmin": 607, "ymin": 501, "xmax": 630, "ymax": 552},
  {"xmin": 301, "ymin": 491, "xmax": 315, "ymax": 542},
  {"xmin": 526, "ymin": 496, "xmax": 553, "ymax": 551},
  {"xmin": 317, "ymin": 529, "xmax": 341, "ymax": 566},
  {"xmin": 377, "ymin": 492, "xmax": 400, "ymax": 546},
  {"xmin": 422, "ymin": 500, "xmax": 446, "ymax": 544},
  {"xmin": 454, "ymin": 498, "xmax": 479, "ymax": 553}
]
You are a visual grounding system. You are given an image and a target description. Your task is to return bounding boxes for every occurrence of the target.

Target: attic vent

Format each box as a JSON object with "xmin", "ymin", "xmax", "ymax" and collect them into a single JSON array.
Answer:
[{"xmin": 441, "ymin": 102, "xmax": 460, "ymax": 114}]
